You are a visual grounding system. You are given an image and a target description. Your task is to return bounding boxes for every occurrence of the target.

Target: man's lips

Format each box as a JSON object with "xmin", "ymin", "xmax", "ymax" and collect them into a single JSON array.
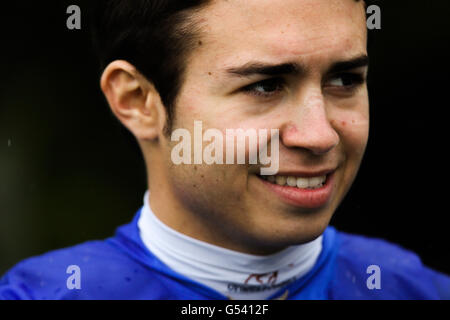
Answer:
[
  {"xmin": 269, "ymin": 169, "xmax": 335, "ymax": 178},
  {"xmin": 256, "ymin": 170, "xmax": 336, "ymax": 209}
]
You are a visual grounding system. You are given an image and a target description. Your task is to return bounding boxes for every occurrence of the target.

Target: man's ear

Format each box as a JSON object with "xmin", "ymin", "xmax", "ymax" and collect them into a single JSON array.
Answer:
[{"xmin": 100, "ymin": 60, "xmax": 166, "ymax": 141}]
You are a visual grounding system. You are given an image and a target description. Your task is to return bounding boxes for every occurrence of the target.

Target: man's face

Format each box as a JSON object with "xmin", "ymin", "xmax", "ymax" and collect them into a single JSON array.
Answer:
[{"xmin": 158, "ymin": 0, "xmax": 369, "ymax": 253}]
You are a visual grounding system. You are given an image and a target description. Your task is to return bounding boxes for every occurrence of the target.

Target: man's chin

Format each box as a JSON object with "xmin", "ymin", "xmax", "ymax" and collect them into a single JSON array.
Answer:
[
  {"xmin": 240, "ymin": 224, "xmax": 328, "ymax": 255},
  {"xmin": 242, "ymin": 205, "xmax": 332, "ymax": 250}
]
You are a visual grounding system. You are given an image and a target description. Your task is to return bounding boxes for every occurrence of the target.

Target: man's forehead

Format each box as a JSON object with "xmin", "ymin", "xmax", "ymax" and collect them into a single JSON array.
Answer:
[
  {"xmin": 194, "ymin": 0, "xmax": 367, "ymax": 73},
  {"xmin": 200, "ymin": 0, "xmax": 366, "ymax": 34}
]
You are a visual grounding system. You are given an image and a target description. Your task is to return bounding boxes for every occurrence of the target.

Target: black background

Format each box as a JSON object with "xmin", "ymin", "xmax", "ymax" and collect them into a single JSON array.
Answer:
[{"xmin": 0, "ymin": 1, "xmax": 449, "ymax": 275}]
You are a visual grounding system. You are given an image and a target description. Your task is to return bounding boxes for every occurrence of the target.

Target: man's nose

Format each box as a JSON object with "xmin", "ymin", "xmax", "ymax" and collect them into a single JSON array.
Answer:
[{"xmin": 281, "ymin": 91, "xmax": 339, "ymax": 156}]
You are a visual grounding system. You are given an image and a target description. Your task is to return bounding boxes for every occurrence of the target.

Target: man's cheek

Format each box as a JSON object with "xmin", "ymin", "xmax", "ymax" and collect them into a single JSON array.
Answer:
[
  {"xmin": 178, "ymin": 164, "xmax": 242, "ymax": 194},
  {"xmin": 331, "ymin": 111, "xmax": 369, "ymax": 155}
]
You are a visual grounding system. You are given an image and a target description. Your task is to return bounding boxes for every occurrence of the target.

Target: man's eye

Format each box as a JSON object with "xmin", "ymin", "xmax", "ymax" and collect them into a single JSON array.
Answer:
[
  {"xmin": 326, "ymin": 73, "xmax": 365, "ymax": 89},
  {"xmin": 241, "ymin": 78, "xmax": 285, "ymax": 97}
]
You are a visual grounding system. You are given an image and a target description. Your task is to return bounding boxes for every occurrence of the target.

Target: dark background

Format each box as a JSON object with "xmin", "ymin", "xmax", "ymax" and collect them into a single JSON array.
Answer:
[{"xmin": 0, "ymin": 1, "xmax": 449, "ymax": 275}]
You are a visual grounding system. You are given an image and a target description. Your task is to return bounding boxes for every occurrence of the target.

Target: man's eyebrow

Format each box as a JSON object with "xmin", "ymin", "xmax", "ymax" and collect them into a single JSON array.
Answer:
[
  {"xmin": 327, "ymin": 55, "xmax": 369, "ymax": 74},
  {"xmin": 226, "ymin": 62, "xmax": 303, "ymax": 77},
  {"xmin": 224, "ymin": 55, "xmax": 369, "ymax": 78}
]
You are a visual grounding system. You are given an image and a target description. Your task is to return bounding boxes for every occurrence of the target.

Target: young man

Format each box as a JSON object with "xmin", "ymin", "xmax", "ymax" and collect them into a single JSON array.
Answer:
[{"xmin": 1, "ymin": 0, "xmax": 449, "ymax": 300}]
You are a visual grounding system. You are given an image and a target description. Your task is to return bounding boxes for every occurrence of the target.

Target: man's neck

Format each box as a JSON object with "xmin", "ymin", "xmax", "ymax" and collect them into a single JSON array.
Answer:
[{"xmin": 138, "ymin": 190, "xmax": 323, "ymax": 300}]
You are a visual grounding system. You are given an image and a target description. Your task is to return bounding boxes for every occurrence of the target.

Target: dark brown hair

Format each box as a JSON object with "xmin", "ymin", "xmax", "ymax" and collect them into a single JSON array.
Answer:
[{"xmin": 90, "ymin": 0, "xmax": 211, "ymax": 132}]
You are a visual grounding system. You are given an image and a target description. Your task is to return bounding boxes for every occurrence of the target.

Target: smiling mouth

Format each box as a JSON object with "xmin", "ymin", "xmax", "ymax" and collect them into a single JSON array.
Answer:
[
  {"xmin": 255, "ymin": 171, "xmax": 335, "ymax": 208},
  {"xmin": 258, "ymin": 174, "xmax": 327, "ymax": 190}
]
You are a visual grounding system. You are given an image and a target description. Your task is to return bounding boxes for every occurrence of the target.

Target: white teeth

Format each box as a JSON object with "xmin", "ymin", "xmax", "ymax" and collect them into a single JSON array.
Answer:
[
  {"xmin": 287, "ymin": 176, "xmax": 297, "ymax": 187},
  {"xmin": 263, "ymin": 174, "xmax": 327, "ymax": 189},
  {"xmin": 296, "ymin": 177, "xmax": 309, "ymax": 188},
  {"xmin": 309, "ymin": 176, "xmax": 324, "ymax": 187},
  {"xmin": 276, "ymin": 176, "xmax": 287, "ymax": 186}
]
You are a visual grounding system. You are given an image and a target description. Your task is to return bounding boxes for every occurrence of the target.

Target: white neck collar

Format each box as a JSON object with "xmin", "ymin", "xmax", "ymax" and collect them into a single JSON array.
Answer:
[{"xmin": 138, "ymin": 191, "xmax": 323, "ymax": 300}]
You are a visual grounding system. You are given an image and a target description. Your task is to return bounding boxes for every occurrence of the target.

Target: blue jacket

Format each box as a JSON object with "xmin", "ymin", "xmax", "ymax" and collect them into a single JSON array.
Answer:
[{"xmin": 1, "ymin": 209, "xmax": 449, "ymax": 300}]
